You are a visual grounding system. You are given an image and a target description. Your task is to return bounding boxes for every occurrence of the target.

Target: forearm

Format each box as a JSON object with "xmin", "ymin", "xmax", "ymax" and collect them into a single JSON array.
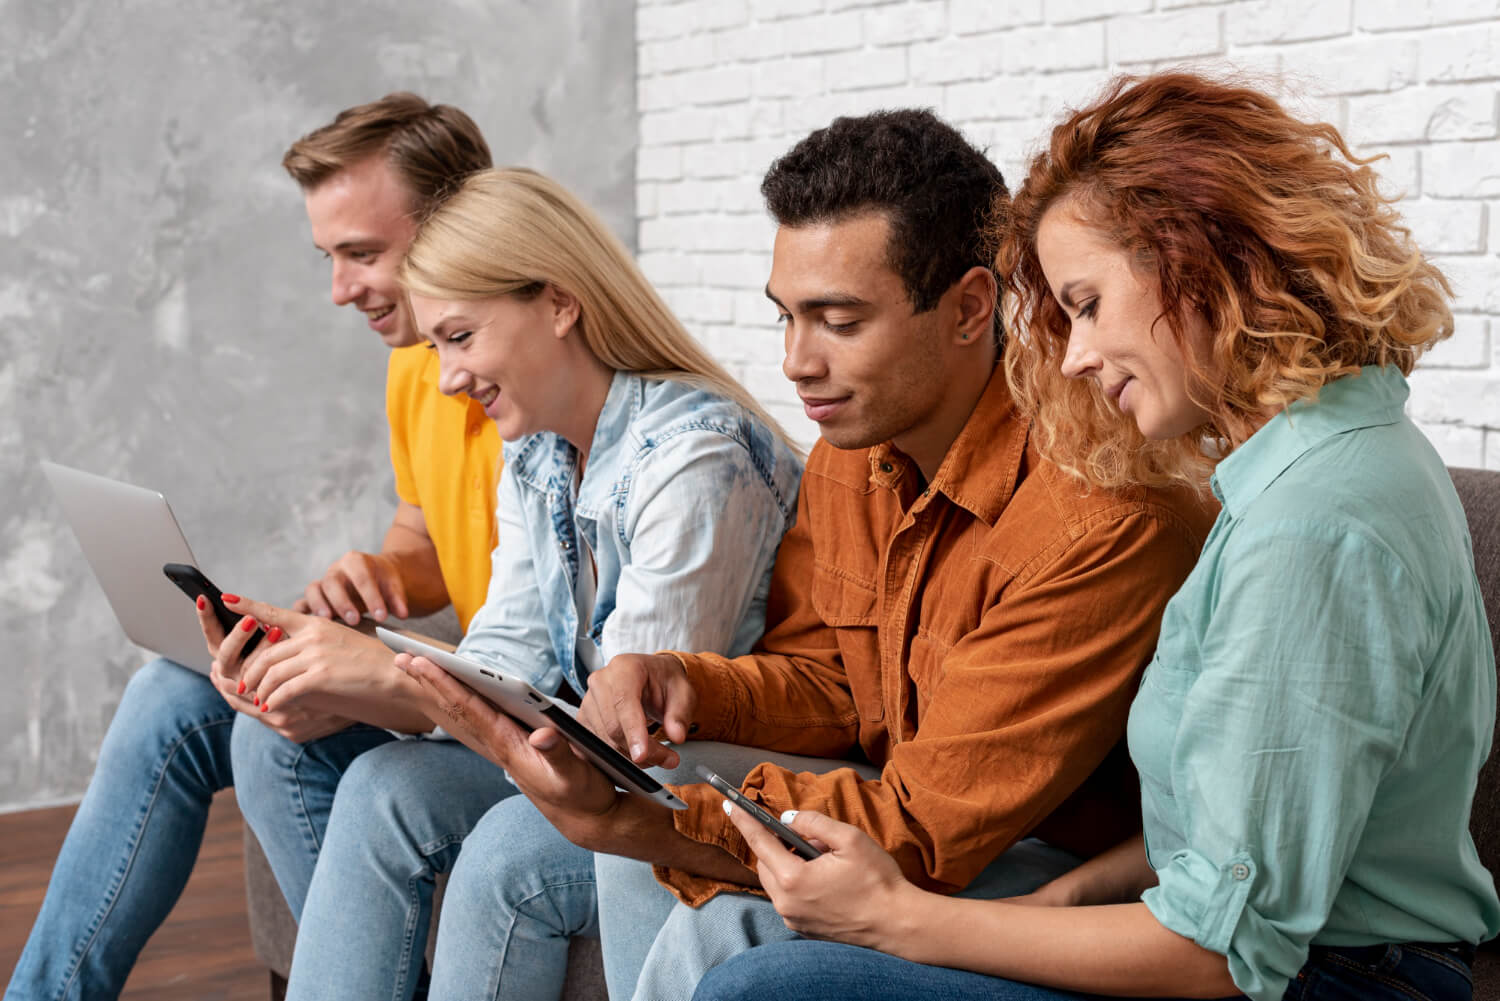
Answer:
[
  {"xmin": 883, "ymin": 891, "xmax": 1237, "ymax": 998},
  {"xmin": 1030, "ymin": 833, "xmax": 1155, "ymax": 906},
  {"xmin": 380, "ymin": 528, "xmax": 449, "ymax": 618}
]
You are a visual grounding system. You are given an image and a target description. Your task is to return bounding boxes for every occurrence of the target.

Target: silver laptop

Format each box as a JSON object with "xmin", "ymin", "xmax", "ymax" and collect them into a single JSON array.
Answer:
[{"xmin": 41, "ymin": 460, "xmax": 215, "ymax": 673}]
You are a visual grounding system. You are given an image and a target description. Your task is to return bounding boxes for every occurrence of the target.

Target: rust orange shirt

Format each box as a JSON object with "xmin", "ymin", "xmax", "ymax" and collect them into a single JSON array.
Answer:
[{"xmin": 658, "ymin": 367, "xmax": 1216, "ymax": 906}]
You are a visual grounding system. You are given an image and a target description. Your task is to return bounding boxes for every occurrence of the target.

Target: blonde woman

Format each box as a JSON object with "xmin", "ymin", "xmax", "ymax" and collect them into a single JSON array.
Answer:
[
  {"xmin": 245, "ymin": 167, "xmax": 803, "ymax": 1001},
  {"xmin": 694, "ymin": 73, "xmax": 1499, "ymax": 1001}
]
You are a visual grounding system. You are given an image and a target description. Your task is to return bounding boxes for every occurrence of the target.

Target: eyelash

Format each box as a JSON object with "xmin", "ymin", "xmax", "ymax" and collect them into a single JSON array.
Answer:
[{"xmin": 1077, "ymin": 299, "xmax": 1099, "ymax": 321}]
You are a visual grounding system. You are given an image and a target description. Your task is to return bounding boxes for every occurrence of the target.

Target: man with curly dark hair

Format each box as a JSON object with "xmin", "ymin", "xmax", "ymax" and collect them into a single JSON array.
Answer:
[{"xmin": 412, "ymin": 109, "xmax": 1215, "ymax": 1001}]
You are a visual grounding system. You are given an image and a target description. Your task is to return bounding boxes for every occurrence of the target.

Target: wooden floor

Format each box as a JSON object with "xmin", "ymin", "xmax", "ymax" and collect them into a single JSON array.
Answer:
[{"xmin": 0, "ymin": 791, "xmax": 266, "ymax": 1000}]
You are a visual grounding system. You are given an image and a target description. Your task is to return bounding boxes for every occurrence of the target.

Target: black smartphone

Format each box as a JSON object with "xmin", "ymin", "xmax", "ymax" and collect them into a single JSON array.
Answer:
[
  {"xmin": 162, "ymin": 562, "xmax": 263, "ymax": 657},
  {"xmin": 695, "ymin": 765, "xmax": 823, "ymax": 860}
]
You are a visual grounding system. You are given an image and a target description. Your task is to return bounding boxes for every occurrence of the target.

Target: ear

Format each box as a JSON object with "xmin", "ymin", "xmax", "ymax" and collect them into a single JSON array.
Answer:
[
  {"xmin": 950, "ymin": 265, "xmax": 998, "ymax": 346},
  {"xmin": 549, "ymin": 285, "xmax": 582, "ymax": 340}
]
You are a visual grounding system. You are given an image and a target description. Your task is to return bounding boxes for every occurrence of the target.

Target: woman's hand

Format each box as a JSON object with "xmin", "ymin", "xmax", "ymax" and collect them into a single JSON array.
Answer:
[
  {"xmin": 218, "ymin": 595, "xmax": 413, "ymax": 722},
  {"xmin": 723, "ymin": 804, "xmax": 916, "ymax": 951}
]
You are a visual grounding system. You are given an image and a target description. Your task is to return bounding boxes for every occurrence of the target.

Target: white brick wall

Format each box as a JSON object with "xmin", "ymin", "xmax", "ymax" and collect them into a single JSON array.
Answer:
[{"xmin": 634, "ymin": 0, "xmax": 1500, "ymax": 467}]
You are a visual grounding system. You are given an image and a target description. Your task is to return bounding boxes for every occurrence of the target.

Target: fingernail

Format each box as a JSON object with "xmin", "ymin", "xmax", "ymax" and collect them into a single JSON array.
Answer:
[
  {"xmin": 722, "ymin": 800, "xmax": 733, "ymax": 816},
  {"xmin": 631, "ymin": 742, "xmax": 644, "ymax": 759},
  {"xmin": 223, "ymin": 593, "xmax": 240, "ymax": 604},
  {"xmin": 241, "ymin": 617, "xmax": 257, "ymax": 632},
  {"xmin": 318, "ymin": 609, "xmax": 332, "ymax": 618},
  {"xmin": 780, "ymin": 810, "xmax": 798, "ymax": 825},
  {"xmin": 253, "ymin": 695, "xmax": 259, "ymax": 706},
  {"xmin": 260, "ymin": 702, "xmax": 269, "ymax": 712},
  {"xmin": 373, "ymin": 609, "xmax": 386, "ymax": 622},
  {"xmin": 343, "ymin": 611, "xmax": 360, "ymax": 625},
  {"xmin": 237, "ymin": 680, "xmax": 246, "ymax": 694},
  {"xmin": 267, "ymin": 626, "xmax": 284, "ymax": 643},
  {"xmin": 196, "ymin": 595, "xmax": 206, "ymax": 611}
]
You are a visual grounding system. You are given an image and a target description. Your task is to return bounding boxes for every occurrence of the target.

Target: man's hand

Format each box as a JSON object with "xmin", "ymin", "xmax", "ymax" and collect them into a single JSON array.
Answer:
[
  {"xmin": 577, "ymin": 652, "xmax": 698, "ymax": 768},
  {"xmin": 395, "ymin": 653, "xmax": 623, "ymax": 833},
  {"xmin": 724, "ymin": 805, "xmax": 913, "ymax": 950},
  {"xmin": 293, "ymin": 550, "xmax": 409, "ymax": 626}
]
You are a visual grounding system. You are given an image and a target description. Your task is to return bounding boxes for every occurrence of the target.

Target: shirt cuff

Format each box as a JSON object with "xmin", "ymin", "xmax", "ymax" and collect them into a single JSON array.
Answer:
[
  {"xmin": 666, "ymin": 651, "xmax": 743, "ymax": 741},
  {"xmin": 651, "ymin": 777, "xmax": 766, "ymax": 907}
]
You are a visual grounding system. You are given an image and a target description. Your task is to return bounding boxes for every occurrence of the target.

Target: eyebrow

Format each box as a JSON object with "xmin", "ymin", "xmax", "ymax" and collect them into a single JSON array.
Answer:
[
  {"xmin": 312, "ymin": 237, "xmax": 383, "ymax": 254},
  {"xmin": 763, "ymin": 284, "xmax": 869, "ymax": 313}
]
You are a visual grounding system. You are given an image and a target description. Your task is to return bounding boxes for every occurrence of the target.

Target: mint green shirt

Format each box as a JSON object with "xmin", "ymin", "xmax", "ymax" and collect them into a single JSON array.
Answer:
[{"xmin": 1128, "ymin": 366, "xmax": 1500, "ymax": 1001}]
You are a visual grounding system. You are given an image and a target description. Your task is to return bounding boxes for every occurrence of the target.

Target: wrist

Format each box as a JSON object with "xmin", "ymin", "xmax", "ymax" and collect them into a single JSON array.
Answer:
[{"xmin": 874, "ymin": 880, "xmax": 931, "ymax": 958}]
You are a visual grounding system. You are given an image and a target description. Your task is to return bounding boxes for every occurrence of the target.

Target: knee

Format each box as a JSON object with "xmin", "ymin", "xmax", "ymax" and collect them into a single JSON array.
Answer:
[
  {"xmin": 229, "ymin": 711, "xmax": 304, "ymax": 806},
  {"xmin": 94, "ymin": 659, "xmax": 231, "ymax": 776}
]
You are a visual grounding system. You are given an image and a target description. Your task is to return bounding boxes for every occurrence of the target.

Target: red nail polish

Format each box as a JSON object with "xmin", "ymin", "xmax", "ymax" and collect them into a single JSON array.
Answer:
[
  {"xmin": 253, "ymin": 695, "xmax": 260, "ymax": 706},
  {"xmin": 223, "ymin": 593, "xmax": 241, "ymax": 604},
  {"xmin": 196, "ymin": 595, "xmax": 206, "ymax": 611},
  {"xmin": 260, "ymin": 702, "xmax": 269, "ymax": 712},
  {"xmin": 237, "ymin": 680, "xmax": 246, "ymax": 695},
  {"xmin": 241, "ymin": 617, "xmax": 257, "ymax": 632},
  {"xmin": 267, "ymin": 626, "xmax": 284, "ymax": 643}
]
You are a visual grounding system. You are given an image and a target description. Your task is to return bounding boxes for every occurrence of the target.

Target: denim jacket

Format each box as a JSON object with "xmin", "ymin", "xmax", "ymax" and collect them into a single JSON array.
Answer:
[{"xmin": 456, "ymin": 371, "xmax": 803, "ymax": 699}]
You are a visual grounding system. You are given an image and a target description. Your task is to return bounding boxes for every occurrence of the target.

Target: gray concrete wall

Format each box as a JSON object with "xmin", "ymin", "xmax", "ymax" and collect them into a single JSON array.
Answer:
[{"xmin": 1, "ymin": 0, "xmax": 636, "ymax": 811}]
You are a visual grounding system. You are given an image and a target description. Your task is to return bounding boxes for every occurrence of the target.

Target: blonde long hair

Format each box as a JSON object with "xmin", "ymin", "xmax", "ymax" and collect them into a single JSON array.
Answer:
[
  {"xmin": 401, "ymin": 167, "xmax": 795, "ymax": 450},
  {"xmin": 1000, "ymin": 72, "xmax": 1452, "ymax": 490}
]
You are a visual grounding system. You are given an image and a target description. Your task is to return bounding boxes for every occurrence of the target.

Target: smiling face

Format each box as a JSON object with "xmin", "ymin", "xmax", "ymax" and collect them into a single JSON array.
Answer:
[
  {"xmin": 1036, "ymin": 203, "xmax": 1214, "ymax": 441},
  {"xmin": 303, "ymin": 157, "xmax": 420, "ymax": 348},
  {"xmin": 408, "ymin": 287, "xmax": 601, "ymax": 443},
  {"xmin": 767, "ymin": 212, "xmax": 986, "ymax": 461}
]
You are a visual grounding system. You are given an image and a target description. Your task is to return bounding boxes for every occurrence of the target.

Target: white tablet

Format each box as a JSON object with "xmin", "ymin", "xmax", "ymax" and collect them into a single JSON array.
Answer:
[{"xmin": 376, "ymin": 628, "xmax": 686, "ymax": 810}]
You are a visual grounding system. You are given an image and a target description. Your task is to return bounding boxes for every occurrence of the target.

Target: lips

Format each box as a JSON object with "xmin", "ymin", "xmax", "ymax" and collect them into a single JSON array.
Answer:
[
  {"xmin": 365, "ymin": 304, "xmax": 396, "ymax": 328},
  {"xmin": 799, "ymin": 394, "xmax": 849, "ymax": 422}
]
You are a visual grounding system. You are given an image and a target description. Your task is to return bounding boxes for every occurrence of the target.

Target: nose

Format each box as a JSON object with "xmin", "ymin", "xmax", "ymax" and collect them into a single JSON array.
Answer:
[
  {"xmin": 1059, "ymin": 325, "xmax": 1100, "ymax": 381},
  {"xmin": 434, "ymin": 351, "xmax": 472, "ymax": 398},
  {"xmin": 781, "ymin": 320, "xmax": 827, "ymax": 384},
  {"xmin": 330, "ymin": 259, "xmax": 363, "ymax": 307}
]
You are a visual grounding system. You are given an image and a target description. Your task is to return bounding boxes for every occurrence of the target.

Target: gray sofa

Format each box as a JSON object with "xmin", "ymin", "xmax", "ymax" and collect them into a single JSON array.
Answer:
[{"xmin": 244, "ymin": 466, "xmax": 1500, "ymax": 999}]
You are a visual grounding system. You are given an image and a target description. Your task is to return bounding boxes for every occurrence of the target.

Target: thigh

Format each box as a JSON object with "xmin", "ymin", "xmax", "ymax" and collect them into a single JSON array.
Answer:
[{"xmin": 692, "ymin": 940, "xmax": 1095, "ymax": 1001}]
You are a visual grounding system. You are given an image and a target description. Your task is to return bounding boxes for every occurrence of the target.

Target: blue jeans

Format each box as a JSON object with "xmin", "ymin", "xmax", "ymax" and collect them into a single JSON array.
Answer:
[
  {"xmin": 691, "ymin": 939, "xmax": 1477, "ymax": 1001},
  {"xmin": 592, "ymin": 745, "xmax": 1078, "ymax": 1001},
  {"xmin": 255, "ymin": 738, "xmax": 517, "ymax": 1001},
  {"xmin": 229, "ymin": 713, "xmax": 397, "ymax": 918},
  {"xmin": 5, "ymin": 659, "xmax": 235, "ymax": 1001}
]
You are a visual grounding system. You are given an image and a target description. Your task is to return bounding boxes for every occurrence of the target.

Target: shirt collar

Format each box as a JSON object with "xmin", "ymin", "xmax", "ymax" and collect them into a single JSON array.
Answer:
[
  {"xmin": 868, "ymin": 364, "xmax": 1028, "ymax": 524},
  {"xmin": 1211, "ymin": 365, "xmax": 1409, "ymax": 517},
  {"xmin": 507, "ymin": 370, "xmax": 641, "ymax": 503}
]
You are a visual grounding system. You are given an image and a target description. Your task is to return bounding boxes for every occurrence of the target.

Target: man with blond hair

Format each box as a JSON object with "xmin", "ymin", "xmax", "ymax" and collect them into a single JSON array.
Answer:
[{"xmin": 7, "ymin": 93, "xmax": 498, "ymax": 1001}]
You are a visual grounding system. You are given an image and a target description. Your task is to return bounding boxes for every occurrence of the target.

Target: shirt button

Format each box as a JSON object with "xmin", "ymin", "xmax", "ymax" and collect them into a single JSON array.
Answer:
[
  {"xmin": 880, "ymin": 462, "xmax": 893, "ymax": 473},
  {"xmin": 470, "ymin": 426, "xmax": 482, "ymax": 437},
  {"xmin": 1231, "ymin": 863, "xmax": 1250, "ymax": 881},
  {"xmin": 560, "ymin": 539, "xmax": 571, "ymax": 550}
]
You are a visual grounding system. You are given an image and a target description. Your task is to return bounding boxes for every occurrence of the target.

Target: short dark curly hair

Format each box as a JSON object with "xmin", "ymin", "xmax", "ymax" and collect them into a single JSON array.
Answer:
[{"xmin": 761, "ymin": 109, "xmax": 1007, "ymax": 320}]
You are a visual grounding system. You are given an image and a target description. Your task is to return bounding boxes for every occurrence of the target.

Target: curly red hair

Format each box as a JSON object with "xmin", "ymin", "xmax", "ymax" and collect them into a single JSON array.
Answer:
[{"xmin": 1000, "ymin": 71, "xmax": 1453, "ymax": 490}]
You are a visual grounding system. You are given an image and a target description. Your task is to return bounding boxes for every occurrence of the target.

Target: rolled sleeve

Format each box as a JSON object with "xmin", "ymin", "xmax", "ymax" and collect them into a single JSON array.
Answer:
[{"xmin": 1140, "ymin": 520, "xmax": 1424, "ymax": 1001}]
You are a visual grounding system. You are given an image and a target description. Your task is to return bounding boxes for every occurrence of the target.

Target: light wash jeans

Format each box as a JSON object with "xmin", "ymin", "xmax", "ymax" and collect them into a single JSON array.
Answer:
[
  {"xmin": 6, "ymin": 659, "xmax": 234, "ymax": 1001},
  {"xmin": 238, "ymin": 736, "xmax": 517, "ymax": 1001},
  {"xmin": 229, "ymin": 713, "xmax": 397, "ymax": 919}
]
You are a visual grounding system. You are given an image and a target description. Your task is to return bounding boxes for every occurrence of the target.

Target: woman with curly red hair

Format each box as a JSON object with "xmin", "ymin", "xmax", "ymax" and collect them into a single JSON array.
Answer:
[{"xmin": 691, "ymin": 72, "xmax": 1500, "ymax": 1001}]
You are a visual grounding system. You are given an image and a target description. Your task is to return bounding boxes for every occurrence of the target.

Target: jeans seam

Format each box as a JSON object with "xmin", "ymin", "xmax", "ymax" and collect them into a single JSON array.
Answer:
[
  {"xmin": 493, "ymin": 876, "xmax": 597, "ymax": 1000},
  {"xmin": 1400, "ymin": 945, "xmax": 1474, "ymax": 983},
  {"xmin": 1318, "ymin": 952, "xmax": 1434, "ymax": 1001},
  {"xmin": 54, "ymin": 714, "xmax": 233, "ymax": 1001}
]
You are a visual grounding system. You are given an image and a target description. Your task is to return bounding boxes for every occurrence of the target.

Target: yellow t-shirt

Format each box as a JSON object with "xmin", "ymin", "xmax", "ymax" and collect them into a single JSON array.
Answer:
[{"xmin": 386, "ymin": 345, "xmax": 500, "ymax": 631}]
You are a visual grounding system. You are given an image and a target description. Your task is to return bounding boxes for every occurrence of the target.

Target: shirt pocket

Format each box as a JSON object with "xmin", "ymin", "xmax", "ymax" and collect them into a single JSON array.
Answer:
[{"xmin": 810, "ymin": 561, "xmax": 884, "ymax": 722}]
